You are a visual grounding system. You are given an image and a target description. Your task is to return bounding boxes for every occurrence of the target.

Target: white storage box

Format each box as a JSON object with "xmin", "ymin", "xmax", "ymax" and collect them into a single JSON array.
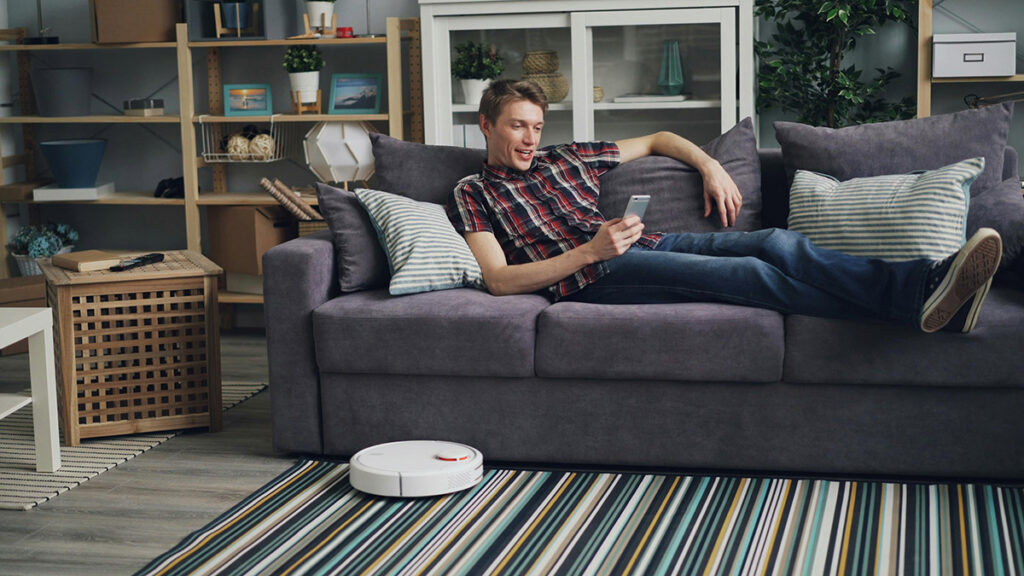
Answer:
[{"xmin": 933, "ymin": 33, "xmax": 1017, "ymax": 78}]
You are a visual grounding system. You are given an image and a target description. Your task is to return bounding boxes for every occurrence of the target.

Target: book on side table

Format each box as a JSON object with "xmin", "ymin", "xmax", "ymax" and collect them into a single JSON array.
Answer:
[{"xmin": 51, "ymin": 250, "xmax": 123, "ymax": 272}]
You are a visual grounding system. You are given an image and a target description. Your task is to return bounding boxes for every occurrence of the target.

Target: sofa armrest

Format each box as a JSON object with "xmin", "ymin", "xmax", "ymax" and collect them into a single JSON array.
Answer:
[
  {"xmin": 263, "ymin": 230, "xmax": 339, "ymax": 454},
  {"xmin": 1003, "ymin": 146, "xmax": 1019, "ymax": 183}
]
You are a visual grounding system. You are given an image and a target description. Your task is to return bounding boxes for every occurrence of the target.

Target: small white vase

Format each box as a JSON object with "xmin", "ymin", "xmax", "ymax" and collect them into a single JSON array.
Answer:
[
  {"xmin": 289, "ymin": 71, "xmax": 320, "ymax": 104},
  {"xmin": 460, "ymin": 79, "xmax": 489, "ymax": 105},
  {"xmin": 306, "ymin": 1, "xmax": 334, "ymax": 32}
]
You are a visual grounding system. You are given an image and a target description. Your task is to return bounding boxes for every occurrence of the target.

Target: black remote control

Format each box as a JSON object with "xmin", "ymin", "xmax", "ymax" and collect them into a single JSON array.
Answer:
[{"xmin": 110, "ymin": 252, "xmax": 165, "ymax": 272}]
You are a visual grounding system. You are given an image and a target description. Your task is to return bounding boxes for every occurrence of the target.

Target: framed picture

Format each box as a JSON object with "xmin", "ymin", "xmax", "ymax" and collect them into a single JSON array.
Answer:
[
  {"xmin": 329, "ymin": 73, "xmax": 382, "ymax": 114},
  {"xmin": 223, "ymin": 84, "xmax": 273, "ymax": 116}
]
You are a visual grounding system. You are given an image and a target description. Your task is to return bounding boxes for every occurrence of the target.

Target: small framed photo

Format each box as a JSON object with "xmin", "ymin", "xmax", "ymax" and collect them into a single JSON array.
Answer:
[
  {"xmin": 329, "ymin": 73, "xmax": 382, "ymax": 114},
  {"xmin": 223, "ymin": 84, "xmax": 273, "ymax": 116}
]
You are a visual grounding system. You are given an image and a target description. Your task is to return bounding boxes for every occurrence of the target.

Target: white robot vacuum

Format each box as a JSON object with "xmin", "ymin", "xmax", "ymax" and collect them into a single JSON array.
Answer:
[{"xmin": 349, "ymin": 440, "xmax": 484, "ymax": 497}]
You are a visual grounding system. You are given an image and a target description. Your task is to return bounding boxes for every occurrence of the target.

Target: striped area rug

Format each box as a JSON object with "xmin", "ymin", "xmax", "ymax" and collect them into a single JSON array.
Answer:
[
  {"xmin": 137, "ymin": 459, "xmax": 1024, "ymax": 575},
  {"xmin": 0, "ymin": 381, "xmax": 266, "ymax": 510}
]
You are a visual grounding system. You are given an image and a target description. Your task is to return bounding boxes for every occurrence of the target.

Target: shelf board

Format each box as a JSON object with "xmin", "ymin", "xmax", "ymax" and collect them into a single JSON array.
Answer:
[
  {"xmin": 0, "ymin": 42, "xmax": 175, "ymax": 51},
  {"xmin": 932, "ymin": 74, "xmax": 1024, "ymax": 83},
  {"xmin": 594, "ymin": 99, "xmax": 722, "ymax": 110},
  {"xmin": 452, "ymin": 102, "xmax": 571, "ymax": 113},
  {"xmin": 219, "ymin": 291, "xmax": 263, "ymax": 304},
  {"xmin": 28, "ymin": 190, "xmax": 184, "ymax": 205},
  {"xmin": 197, "ymin": 192, "xmax": 319, "ymax": 206},
  {"xmin": 190, "ymin": 37, "xmax": 388, "ymax": 48},
  {"xmin": 0, "ymin": 393, "xmax": 32, "ymax": 420},
  {"xmin": 0, "ymin": 115, "xmax": 181, "ymax": 124},
  {"xmin": 194, "ymin": 114, "xmax": 388, "ymax": 123}
]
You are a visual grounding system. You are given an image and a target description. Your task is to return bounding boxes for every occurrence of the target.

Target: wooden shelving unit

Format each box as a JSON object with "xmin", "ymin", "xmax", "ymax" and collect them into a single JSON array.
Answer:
[
  {"xmin": 917, "ymin": 0, "xmax": 1023, "ymax": 117},
  {"xmin": 0, "ymin": 18, "xmax": 423, "ymax": 303}
]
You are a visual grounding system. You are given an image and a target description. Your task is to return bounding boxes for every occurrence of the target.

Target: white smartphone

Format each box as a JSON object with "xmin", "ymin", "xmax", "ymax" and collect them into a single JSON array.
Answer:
[{"xmin": 623, "ymin": 194, "xmax": 651, "ymax": 221}]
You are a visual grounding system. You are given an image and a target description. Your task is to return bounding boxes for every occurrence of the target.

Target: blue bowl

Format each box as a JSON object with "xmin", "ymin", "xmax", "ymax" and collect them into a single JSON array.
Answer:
[{"xmin": 40, "ymin": 139, "xmax": 106, "ymax": 188}]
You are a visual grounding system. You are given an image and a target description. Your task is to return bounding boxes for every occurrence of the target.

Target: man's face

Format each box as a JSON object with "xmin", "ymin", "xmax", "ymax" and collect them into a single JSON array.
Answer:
[{"xmin": 480, "ymin": 99, "xmax": 545, "ymax": 171}]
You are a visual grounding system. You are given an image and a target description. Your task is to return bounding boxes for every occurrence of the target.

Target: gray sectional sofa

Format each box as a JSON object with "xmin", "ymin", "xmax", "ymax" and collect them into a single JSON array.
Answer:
[{"xmin": 265, "ymin": 105, "xmax": 1024, "ymax": 479}]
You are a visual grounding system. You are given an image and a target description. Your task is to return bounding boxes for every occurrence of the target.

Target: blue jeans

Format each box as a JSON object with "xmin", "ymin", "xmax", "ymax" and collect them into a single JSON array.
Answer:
[{"xmin": 564, "ymin": 228, "xmax": 931, "ymax": 325}]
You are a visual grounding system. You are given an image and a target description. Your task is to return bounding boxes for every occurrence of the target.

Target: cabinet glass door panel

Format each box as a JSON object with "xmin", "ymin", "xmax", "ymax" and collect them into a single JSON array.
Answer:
[
  {"xmin": 424, "ymin": 13, "xmax": 571, "ymax": 145},
  {"xmin": 572, "ymin": 8, "xmax": 737, "ymax": 141}
]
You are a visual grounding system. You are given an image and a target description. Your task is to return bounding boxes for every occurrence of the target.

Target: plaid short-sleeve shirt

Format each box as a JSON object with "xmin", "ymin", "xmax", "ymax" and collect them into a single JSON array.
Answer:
[{"xmin": 446, "ymin": 141, "xmax": 662, "ymax": 299}]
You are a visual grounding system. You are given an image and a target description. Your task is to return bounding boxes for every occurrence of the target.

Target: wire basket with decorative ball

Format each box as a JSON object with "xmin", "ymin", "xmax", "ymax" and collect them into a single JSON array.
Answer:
[
  {"xmin": 523, "ymin": 72, "xmax": 569, "ymax": 103},
  {"xmin": 522, "ymin": 51, "xmax": 559, "ymax": 75}
]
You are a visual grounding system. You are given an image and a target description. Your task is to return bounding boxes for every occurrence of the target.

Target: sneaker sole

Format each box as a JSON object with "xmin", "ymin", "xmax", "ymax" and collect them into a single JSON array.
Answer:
[
  {"xmin": 958, "ymin": 277, "xmax": 992, "ymax": 333},
  {"xmin": 921, "ymin": 228, "xmax": 1002, "ymax": 333}
]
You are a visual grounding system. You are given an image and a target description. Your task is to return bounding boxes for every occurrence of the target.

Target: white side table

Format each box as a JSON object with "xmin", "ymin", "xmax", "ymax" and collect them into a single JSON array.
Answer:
[{"xmin": 0, "ymin": 308, "xmax": 61, "ymax": 472}]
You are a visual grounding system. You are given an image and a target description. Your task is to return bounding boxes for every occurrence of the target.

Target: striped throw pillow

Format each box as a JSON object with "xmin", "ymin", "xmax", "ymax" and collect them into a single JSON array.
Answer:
[
  {"xmin": 788, "ymin": 157, "xmax": 984, "ymax": 261},
  {"xmin": 355, "ymin": 188, "xmax": 485, "ymax": 295}
]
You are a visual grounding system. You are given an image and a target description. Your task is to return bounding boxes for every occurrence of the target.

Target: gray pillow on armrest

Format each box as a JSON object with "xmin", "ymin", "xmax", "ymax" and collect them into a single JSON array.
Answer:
[{"xmin": 315, "ymin": 182, "xmax": 389, "ymax": 292}]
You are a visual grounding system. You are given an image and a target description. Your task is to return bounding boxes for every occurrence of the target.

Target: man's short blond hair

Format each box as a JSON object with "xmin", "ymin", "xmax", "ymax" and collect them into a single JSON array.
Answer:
[{"xmin": 478, "ymin": 79, "xmax": 549, "ymax": 125}]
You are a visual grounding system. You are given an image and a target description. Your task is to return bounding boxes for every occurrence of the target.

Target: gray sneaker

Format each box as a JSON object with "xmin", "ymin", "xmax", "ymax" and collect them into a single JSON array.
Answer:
[{"xmin": 920, "ymin": 228, "xmax": 1002, "ymax": 333}]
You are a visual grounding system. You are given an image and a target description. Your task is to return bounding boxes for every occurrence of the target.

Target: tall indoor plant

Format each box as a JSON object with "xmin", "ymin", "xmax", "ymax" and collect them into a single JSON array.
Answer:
[
  {"xmin": 451, "ymin": 41, "xmax": 504, "ymax": 105},
  {"xmin": 284, "ymin": 45, "xmax": 325, "ymax": 105},
  {"xmin": 755, "ymin": 0, "xmax": 915, "ymax": 128}
]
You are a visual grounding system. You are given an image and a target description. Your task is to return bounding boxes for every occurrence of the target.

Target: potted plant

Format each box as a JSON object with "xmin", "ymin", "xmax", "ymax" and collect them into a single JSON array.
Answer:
[
  {"xmin": 451, "ymin": 41, "xmax": 504, "ymax": 105},
  {"xmin": 284, "ymin": 45, "xmax": 325, "ymax": 105},
  {"xmin": 304, "ymin": 0, "xmax": 335, "ymax": 32},
  {"xmin": 220, "ymin": 0, "xmax": 253, "ymax": 31},
  {"xmin": 8, "ymin": 223, "xmax": 78, "ymax": 276}
]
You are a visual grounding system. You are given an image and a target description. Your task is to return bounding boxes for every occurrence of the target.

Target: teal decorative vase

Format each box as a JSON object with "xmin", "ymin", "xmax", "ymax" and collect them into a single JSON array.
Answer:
[{"xmin": 658, "ymin": 40, "xmax": 684, "ymax": 96}]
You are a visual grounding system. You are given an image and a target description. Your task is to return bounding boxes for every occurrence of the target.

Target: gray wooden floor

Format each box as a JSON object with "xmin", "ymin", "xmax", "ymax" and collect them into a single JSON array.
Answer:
[{"xmin": 0, "ymin": 330, "xmax": 298, "ymax": 576}]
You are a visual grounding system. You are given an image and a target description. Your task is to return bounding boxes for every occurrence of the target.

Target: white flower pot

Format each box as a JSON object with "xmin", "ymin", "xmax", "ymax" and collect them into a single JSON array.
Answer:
[
  {"xmin": 306, "ymin": 1, "xmax": 334, "ymax": 31},
  {"xmin": 460, "ymin": 79, "xmax": 489, "ymax": 105},
  {"xmin": 289, "ymin": 71, "xmax": 320, "ymax": 104}
]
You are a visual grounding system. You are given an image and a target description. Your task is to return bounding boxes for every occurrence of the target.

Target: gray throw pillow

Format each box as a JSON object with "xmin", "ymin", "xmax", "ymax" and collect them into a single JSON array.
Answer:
[
  {"xmin": 967, "ymin": 176, "xmax": 1024, "ymax": 273},
  {"xmin": 597, "ymin": 117, "xmax": 762, "ymax": 233},
  {"xmin": 775, "ymin": 103, "xmax": 1013, "ymax": 198},
  {"xmin": 315, "ymin": 182, "xmax": 389, "ymax": 292},
  {"xmin": 370, "ymin": 133, "xmax": 488, "ymax": 204}
]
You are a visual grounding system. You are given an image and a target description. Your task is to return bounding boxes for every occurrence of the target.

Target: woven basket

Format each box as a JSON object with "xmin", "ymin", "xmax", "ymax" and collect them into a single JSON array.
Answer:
[
  {"xmin": 12, "ymin": 245, "xmax": 73, "ymax": 276},
  {"xmin": 523, "ymin": 72, "xmax": 569, "ymax": 103},
  {"xmin": 522, "ymin": 51, "xmax": 559, "ymax": 75}
]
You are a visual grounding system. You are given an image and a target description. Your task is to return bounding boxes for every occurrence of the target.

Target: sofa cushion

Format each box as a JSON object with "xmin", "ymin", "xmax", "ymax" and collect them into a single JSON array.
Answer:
[
  {"xmin": 597, "ymin": 117, "xmax": 762, "ymax": 233},
  {"xmin": 314, "ymin": 182, "xmax": 389, "ymax": 292},
  {"xmin": 313, "ymin": 288, "xmax": 551, "ymax": 377},
  {"xmin": 775, "ymin": 103, "xmax": 1013, "ymax": 197},
  {"xmin": 536, "ymin": 301, "xmax": 784, "ymax": 382},
  {"xmin": 788, "ymin": 157, "xmax": 982, "ymax": 261},
  {"xmin": 354, "ymin": 188, "xmax": 485, "ymax": 295},
  {"xmin": 967, "ymin": 176, "xmax": 1024, "ymax": 274},
  {"xmin": 370, "ymin": 132, "xmax": 488, "ymax": 204},
  {"xmin": 784, "ymin": 286, "xmax": 1024, "ymax": 386}
]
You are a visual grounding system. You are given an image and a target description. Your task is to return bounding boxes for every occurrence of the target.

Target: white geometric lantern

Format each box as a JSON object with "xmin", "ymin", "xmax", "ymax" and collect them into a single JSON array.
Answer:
[{"xmin": 303, "ymin": 121, "xmax": 376, "ymax": 183}]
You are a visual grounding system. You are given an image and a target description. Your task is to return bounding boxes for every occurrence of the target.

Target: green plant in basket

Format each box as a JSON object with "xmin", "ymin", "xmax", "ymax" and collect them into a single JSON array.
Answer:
[
  {"xmin": 9, "ymin": 223, "xmax": 78, "ymax": 258},
  {"xmin": 283, "ymin": 46, "xmax": 325, "ymax": 73},
  {"xmin": 451, "ymin": 41, "xmax": 505, "ymax": 80}
]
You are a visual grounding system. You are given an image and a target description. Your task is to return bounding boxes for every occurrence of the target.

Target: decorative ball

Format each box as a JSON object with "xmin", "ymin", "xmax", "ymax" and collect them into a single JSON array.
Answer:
[
  {"xmin": 249, "ymin": 133, "xmax": 276, "ymax": 161},
  {"xmin": 227, "ymin": 133, "xmax": 250, "ymax": 160}
]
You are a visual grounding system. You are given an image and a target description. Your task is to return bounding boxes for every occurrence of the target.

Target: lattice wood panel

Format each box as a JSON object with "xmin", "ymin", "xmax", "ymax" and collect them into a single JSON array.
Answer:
[{"xmin": 71, "ymin": 278, "xmax": 211, "ymax": 432}]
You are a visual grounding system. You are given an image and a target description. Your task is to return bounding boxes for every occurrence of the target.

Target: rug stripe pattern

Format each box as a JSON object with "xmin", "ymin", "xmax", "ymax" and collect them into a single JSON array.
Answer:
[
  {"xmin": 136, "ymin": 460, "xmax": 1024, "ymax": 575},
  {"xmin": 0, "ymin": 381, "xmax": 266, "ymax": 510}
]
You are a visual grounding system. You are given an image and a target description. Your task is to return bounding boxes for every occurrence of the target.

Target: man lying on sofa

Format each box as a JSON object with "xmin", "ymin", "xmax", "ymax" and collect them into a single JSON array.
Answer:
[{"xmin": 446, "ymin": 79, "xmax": 1002, "ymax": 334}]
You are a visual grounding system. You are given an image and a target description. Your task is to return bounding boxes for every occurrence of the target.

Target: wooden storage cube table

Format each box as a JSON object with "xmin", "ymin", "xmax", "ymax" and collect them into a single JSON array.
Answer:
[{"xmin": 39, "ymin": 251, "xmax": 223, "ymax": 445}]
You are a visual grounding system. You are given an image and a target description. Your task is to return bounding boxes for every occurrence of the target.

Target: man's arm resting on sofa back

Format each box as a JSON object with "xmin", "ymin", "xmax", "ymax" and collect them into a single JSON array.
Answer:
[{"xmin": 617, "ymin": 131, "xmax": 743, "ymax": 228}]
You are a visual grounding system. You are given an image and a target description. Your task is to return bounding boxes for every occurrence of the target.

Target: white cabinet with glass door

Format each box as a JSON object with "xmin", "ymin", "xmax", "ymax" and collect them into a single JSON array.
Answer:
[{"xmin": 419, "ymin": 0, "xmax": 754, "ymax": 147}]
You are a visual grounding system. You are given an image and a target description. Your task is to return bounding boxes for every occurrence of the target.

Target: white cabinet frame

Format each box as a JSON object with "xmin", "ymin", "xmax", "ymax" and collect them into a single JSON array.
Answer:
[
  {"xmin": 420, "ymin": 0, "xmax": 755, "ymax": 145},
  {"xmin": 570, "ymin": 8, "xmax": 737, "ymax": 141}
]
